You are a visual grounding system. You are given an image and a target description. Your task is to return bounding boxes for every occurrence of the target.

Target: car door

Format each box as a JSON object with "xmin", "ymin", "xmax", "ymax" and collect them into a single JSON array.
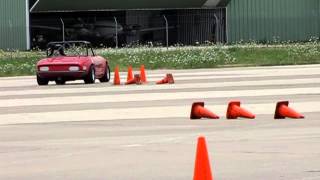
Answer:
[{"xmin": 89, "ymin": 48, "xmax": 105, "ymax": 78}]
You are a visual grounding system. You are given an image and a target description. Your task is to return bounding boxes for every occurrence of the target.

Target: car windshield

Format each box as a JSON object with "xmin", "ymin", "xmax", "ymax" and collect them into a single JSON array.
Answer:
[{"xmin": 47, "ymin": 42, "xmax": 88, "ymax": 57}]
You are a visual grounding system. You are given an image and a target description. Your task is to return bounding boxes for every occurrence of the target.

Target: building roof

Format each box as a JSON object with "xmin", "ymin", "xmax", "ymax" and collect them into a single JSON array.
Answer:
[{"xmin": 31, "ymin": 0, "xmax": 230, "ymax": 12}]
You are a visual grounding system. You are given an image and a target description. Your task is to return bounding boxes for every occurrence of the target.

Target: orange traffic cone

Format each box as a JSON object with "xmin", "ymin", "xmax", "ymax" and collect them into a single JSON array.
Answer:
[
  {"xmin": 126, "ymin": 78, "xmax": 135, "ymax": 85},
  {"xmin": 140, "ymin": 65, "xmax": 147, "ymax": 83},
  {"xmin": 134, "ymin": 74, "xmax": 142, "ymax": 85},
  {"xmin": 193, "ymin": 136, "xmax": 213, "ymax": 180},
  {"xmin": 127, "ymin": 65, "xmax": 134, "ymax": 82},
  {"xmin": 166, "ymin": 74, "xmax": 174, "ymax": 84},
  {"xmin": 275, "ymin": 101, "xmax": 304, "ymax": 119},
  {"xmin": 113, "ymin": 65, "xmax": 121, "ymax": 85},
  {"xmin": 156, "ymin": 74, "xmax": 175, "ymax": 84},
  {"xmin": 226, "ymin": 101, "xmax": 255, "ymax": 119},
  {"xmin": 190, "ymin": 102, "xmax": 219, "ymax": 119},
  {"xmin": 126, "ymin": 74, "xmax": 142, "ymax": 85}
]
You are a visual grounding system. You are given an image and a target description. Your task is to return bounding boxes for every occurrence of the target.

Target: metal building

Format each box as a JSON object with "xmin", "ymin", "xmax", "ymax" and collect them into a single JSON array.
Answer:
[
  {"xmin": 226, "ymin": 0, "xmax": 320, "ymax": 43},
  {"xmin": 0, "ymin": 0, "xmax": 30, "ymax": 50},
  {"xmin": 0, "ymin": 0, "xmax": 319, "ymax": 50}
]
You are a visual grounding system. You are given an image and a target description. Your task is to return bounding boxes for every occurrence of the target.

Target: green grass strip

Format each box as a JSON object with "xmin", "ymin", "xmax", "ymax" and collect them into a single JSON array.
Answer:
[{"xmin": 0, "ymin": 43, "xmax": 320, "ymax": 77}]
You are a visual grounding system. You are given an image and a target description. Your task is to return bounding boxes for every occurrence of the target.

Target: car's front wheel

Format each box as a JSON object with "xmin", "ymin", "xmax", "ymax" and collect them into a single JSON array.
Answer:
[
  {"xmin": 99, "ymin": 65, "xmax": 111, "ymax": 83},
  {"xmin": 84, "ymin": 65, "xmax": 95, "ymax": 84},
  {"xmin": 37, "ymin": 74, "xmax": 49, "ymax": 86}
]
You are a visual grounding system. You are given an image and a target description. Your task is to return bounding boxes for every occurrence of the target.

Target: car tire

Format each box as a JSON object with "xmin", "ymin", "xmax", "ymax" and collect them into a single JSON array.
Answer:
[
  {"xmin": 55, "ymin": 79, "xmax": 66, "ymax": 85},
  {"xmin": 84, "ymin": 65, "xmax": 95, "ymax": 84},
  {"xmin": 99, "ymin": 65, "xmax": 111, "ymax": 83},
  {"xmin": 37, "ymin": 74, "xmax": 49, "ymax": 86}
]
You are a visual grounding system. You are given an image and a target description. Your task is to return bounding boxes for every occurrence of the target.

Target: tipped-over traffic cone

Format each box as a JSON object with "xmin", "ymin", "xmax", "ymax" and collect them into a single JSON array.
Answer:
[
  {"xmin": 190, "ymin": 102, "xmax": 219, "ymax": 119},
  {"xmin": 227, "ymin": 101, "xmax": 255, "ymax": 119},
  {"xmin": 134, "ymin": 74, "xmax": 142, "ymax": 85},
  {"xmin": 113, "ymin": 66, "xmax": 121, "ymax": 85},
  {"xmin": 126, "ymin": 78, "xmax": 135, "ymax": 85},
  {"xmin": 140, "ymin": 65, "xmax": 147, "ymax": 83},
  {"xmin": 193, "ymin": 136, "xmax": 213, "ymax": 180},
  {"xmin": 156, "ymin": 74, "xmax": 175, "ymax": 84},
  {"xmin": 127, "ymin": 66, "xmax": 133, "ymax": 82},
  {"xmin": 126, "ymin": 74, "xmax": 142, "ymax": 85},
  {"xmin": 275, "ymin": 101, "xmax": 304, "ymax": 119}
]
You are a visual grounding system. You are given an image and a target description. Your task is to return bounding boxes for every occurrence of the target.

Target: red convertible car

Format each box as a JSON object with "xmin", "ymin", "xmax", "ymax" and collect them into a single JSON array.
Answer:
[{"xmin": 36, "ymin": 41, "xmax": 110, "ymax": 85}]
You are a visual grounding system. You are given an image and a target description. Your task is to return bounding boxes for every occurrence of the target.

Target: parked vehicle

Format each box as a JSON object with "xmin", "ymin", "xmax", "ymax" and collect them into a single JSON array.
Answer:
[{"xmin": 36, "ymin": 41, "xmax": 110, "ymax": 85}]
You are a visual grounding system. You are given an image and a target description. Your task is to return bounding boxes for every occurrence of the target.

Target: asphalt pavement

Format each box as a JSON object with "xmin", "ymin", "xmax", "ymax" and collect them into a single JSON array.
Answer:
[{"xmin": 0, "ymin": 64, "xmax": 320, "ymax": 180}]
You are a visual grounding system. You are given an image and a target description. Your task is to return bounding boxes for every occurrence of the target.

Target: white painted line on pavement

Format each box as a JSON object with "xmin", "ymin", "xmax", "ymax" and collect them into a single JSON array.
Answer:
[
  {"xmin": 0, "ymin": 66, "xmax": 320, "ymax": 88},
  {"xmin": 1, "ymin": 78, "xmax": 319, "ymax": 96},
  {"xmin": 0, "ymin": 101, "xmax": 318, "ymax": 125},
  {"xmin": 1, "ymin": 87, "xmax": 320, "ymax": 108}
]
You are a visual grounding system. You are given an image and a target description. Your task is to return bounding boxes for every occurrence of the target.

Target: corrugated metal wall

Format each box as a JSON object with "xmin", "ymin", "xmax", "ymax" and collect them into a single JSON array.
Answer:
[
  {"xmin": 227, "ymin": 0, "xmax": 320, "ymax": 43},
  {"xmin": 0, "ymin": 0, "xmax": 29, "ymax": 50}
]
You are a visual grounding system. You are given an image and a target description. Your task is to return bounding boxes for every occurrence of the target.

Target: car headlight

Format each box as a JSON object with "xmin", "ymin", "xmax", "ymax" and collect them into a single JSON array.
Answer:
[
  {"xmin": 69, "ymin": 66, "xmax": 80, "ymax": 71},
  {"xmin": 39, "ymin": 66, "xmax": 49, "ymax": 71}
]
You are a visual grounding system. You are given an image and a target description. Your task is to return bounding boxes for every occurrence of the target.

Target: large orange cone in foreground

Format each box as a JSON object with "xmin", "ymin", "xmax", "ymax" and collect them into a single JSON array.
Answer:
[
  {"xmin": 275, "ymin": 101, "xmax": 304, "ymax": 119},
  {"xmin": 113, "ymin": 66, "xmax": 121, "ymax": 85},
  {"xmin": 156, "ymin": 74, "xmax": 175, "ymax": 84},
  {"xmin": 140, "ymin": 65, "xmax": 147, "ymax": 83},
  {"xmin": 226, "ymin": 101, "xmax": 255, "ymax": 119},
  {"xmin": 193, "ymin": 136, "xmax": 213, "ymax": 180},
  {"xmin": 127, "ymin": 66, "xmax": 134, "ymax": 82},
  {"xmin": 190, "ymin": 102, "xmax": 220, "ymax": 119}
]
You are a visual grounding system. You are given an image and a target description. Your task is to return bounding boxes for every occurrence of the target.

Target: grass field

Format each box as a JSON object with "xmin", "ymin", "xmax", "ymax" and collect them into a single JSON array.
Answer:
[{"xmin": 0, "ymin": 42, "xmax": 320, "ymax": 77}]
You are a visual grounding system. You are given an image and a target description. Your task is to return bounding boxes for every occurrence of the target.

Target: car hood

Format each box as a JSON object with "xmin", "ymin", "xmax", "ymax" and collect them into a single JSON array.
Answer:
[{"xmin": 37, "ymin": 56, "xmax": 91, "ymax": 66}]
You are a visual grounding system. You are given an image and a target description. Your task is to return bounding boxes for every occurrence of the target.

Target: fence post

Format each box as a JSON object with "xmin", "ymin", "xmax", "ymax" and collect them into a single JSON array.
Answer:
[
  {"xmin": 163, "ymin": 15, "xmax": 169, "ymax": 49},
  {"xmin": 60, "ymin": 18, "xmax": 65, "ymax": 42},
  {"xmin": 114, "ymin": 17, "xmax": 118, "ymax": 48},
  {"xmin": 213, "ymin": 14, "xmax": 219, "ymax": 43}
]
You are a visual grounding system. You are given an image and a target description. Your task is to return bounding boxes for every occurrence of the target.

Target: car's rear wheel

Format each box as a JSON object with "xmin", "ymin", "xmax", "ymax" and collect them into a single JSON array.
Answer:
[
  {"xmin": 99, "ymin": 65, "xmax": 111, "ymax": 83},
  {"xmin": 37, "ymin": 74, "xmax": 49, "ymax": 86},
  {"xmin": 84, "ymin": 65, "xmax": 95, "ymax": 84},
  {"xmin": 55, "ymin": 79, "xmax": 66, "ymax": 85}
]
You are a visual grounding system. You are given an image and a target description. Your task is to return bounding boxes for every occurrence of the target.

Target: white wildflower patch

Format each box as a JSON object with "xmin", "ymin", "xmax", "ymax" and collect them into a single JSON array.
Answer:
[{"xmin": 99, "ymin": 45, "xmax": 238, "ymax": 69}]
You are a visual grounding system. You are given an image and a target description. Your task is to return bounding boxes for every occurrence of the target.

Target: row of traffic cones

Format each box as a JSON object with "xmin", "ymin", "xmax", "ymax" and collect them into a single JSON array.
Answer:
[
  {"xmin": 192, "ymin": 101, "xmax": 305, "ymax": 180},
  {"xmin": 190, "ymin": 101, "xmax": 304, "ymax": 120},
  {"xmin": 114, "ymin": 65, "xmax": 147, "ymax": 85},
  {"xmin": 113, "ymin": 65, "xmax": 175, "ymax": 85}
]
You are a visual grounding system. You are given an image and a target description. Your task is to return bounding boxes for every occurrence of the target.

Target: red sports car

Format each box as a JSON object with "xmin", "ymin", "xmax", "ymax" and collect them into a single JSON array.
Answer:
[{"xmin": 36, "ymin": 41, "xmax": 110, "ymax": 85}]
